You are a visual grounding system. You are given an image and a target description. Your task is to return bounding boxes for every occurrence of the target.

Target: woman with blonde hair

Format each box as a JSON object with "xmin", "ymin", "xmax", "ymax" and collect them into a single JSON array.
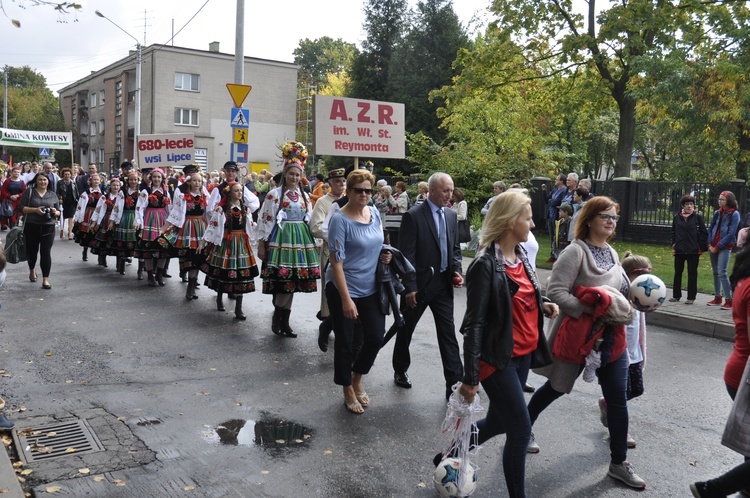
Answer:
[{"xmin": 451, "ymin": 190, "xmax": 555, "ymax": 496}]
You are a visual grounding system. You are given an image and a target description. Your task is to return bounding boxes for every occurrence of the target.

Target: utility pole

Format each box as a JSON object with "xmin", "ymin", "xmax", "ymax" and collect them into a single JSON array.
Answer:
[
  {"xmin": 234, "ymin": 0, "xmax": 245, "ymax": 85},
  {"xmin": 3, "ymin": 66, "xmax": 7, "ymax": 155}
]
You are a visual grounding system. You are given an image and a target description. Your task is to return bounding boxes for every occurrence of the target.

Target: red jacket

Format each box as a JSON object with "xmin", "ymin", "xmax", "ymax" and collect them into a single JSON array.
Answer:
[{"xmin": 552, "ymin": 286, "xmax": 627, "ymax": 364}]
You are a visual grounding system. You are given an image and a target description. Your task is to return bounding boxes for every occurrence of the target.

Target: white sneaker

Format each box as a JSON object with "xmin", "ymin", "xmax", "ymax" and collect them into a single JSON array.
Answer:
[
  {"xmin": 527, "ymin": 432, "xmax": 540, "ymax": 454},
  {"xmin": 627, "ymin": 433, "xmax": 636, "ymax": 449},
  {"xmin": 598, "ymin": 397, "xmax": 608, "ymax": 428},
  {"xmin": 608, "ymin": 461, "xmax": 646, "ymax": 489}
]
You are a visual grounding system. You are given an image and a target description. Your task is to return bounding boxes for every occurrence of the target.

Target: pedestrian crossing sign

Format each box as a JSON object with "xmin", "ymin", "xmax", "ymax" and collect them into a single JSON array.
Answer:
[
  {"xmin": 39, "ymin": 147, "xmax": 50, "ymax": 157},
  {"xmin": 230, "ymin": 108, "xmax": 250, "ymax": 129}
]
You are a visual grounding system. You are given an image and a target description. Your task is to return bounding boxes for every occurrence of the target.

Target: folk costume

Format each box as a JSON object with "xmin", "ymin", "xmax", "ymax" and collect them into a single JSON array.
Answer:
[
  {"xmin": 73, "ymin": 183, "xmax": 104, "ymax": 261},
  {"xmin": 201, "ymin": 182, "xmax": 259, "ymax": 319},
  {"xmin": 114, "ymin": 182, "xmax": 141, "ymax": 276},
  {"xmin": 89, "ymin": 180, "xmax": 124, "ymax": 268},
  {"xmin": 134, "ymin": 169, "xmax": 171, "ymax": 286},
  {"xmin": 257, "ymin": 141, "xmax": 320, "ymax": 337},
  {"xmin": 164, "ymin": 179, "xmax": 210, "ymax": 300}
]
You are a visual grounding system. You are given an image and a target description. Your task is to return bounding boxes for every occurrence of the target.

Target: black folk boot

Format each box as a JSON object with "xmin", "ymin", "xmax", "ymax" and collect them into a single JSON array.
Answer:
[
  {"xmin": 280, "ymin": 309, "xmax": 297, "ymax": 338},
  {"xmin": 147, "ymin": 270, "xmax": 156, "ymax": 287},
  {"xmin": 155, "ymin": 268, "xmax": 165, "ymax": 286},
  {"xmin": 216, "ymin": 293, "xmax": 225, "ymax": 311},
  {"xmin": 234, "ymin": 296, "xmax": 246, "ymax": 320}
]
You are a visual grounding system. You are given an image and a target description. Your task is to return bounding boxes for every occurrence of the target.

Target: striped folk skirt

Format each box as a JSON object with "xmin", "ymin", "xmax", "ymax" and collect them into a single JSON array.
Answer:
[
  {"xmin": 201, "ymin": 229, "xmax": 259, "ymax": 294},
  {"xmin": 136, "ymin": 207, "xmax": 170, "ymax": 259},
  {"xmin": 73, "ymin": 205, "xmax": 97, "ymax": 246},
  {"xmin": 163, "ymin": 215, "xmax": 207, "ymax": 271},
  {"xmin": 261, "ymin": 220, "xmax": 320, "ymax": 294},
  {"xmin": 88, "ymin": 209, "xmax": 115, "ymax": 255},
  {"xmin": 113, "ymin": 210, "xmax": 138, "ymax": 257}
]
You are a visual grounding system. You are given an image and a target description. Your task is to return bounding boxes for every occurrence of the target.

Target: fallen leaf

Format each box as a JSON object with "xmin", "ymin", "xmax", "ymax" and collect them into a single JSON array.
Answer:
[
  {"xmin": 275, "ymin": 439, "xmax": 286, "ymax": 444},
  {"xmin": 18, "ymin": 406, "xmax": 26, "ymax": 412},
  {"xmin": 323, "ymin": 450, "xmax": 333, "ymax": 455},
  {"xmin": 294, "ymin": 439, "xmax": 303, "ymax": 444},
  {"xmin": 273, "ymin": 360, "xmax": 280, "ymax": 364},
  {"xmin": 690, "ymin": 460, "xmax": 697, "ymax": 467},
  {"xmin": 64, "ymin": 447, "xmax": 77, "ymax": 453},
  {"xmin": 417, "ymin": 482, "xmax": 427, "ymax": 488},
  {"xmin": 178, "ymin": 354, "xmax": 185, "ymax": 359},
  {"xmin": 0, "ymin": 488, "xmax": 9, "ymax": 494},
  {"xmin": 210, "ymin": 368, "xmax": 217, "ymax": 371},
  {"xmin": 78, "ymin": 468, "xmax": 90, "ymax": 475},
  {"xmin": 25, "ymin": 360, "xmax": 33, "ymax": 364},
  {"xmin": 113, "ymin": 479, "xmax": 126, "ymax": 486},
  {"xmin": 12, "ymin": 462, "xmax": 23, "ymax": 468},
  {"xmin": 183, "ymin": 485, "xmax": 195, "ymax": 491},
  {"xmin": 195, "ymin": 392, "xmax": 209, "ymax": 396},
  {"xmin": 16, "ymin": 476, "xmax": 24, "ymax": 483},
  {"xmin": 46, "ymin": 432, "xmax": 57, "ymax": 437},
  {"xmin": 20, "ymin": 469, "xmax": 33, "ymax": 476},
  {"xmin": 45, "ymin": 486, "xmax": 62, "ymax": 493},
  {"xmin": 65, "ymin": 380, "xmax": 73, "ymax": 384},
  {"xmin": 0, "ymin": 374, "xmax": 10, "ymax": 378},
  {"xmin": 92, "ymin": 476, "xmax": 105, "ymax": 482},
  {"xmin": 45, "ymin": 352, "xmax": 53, "ymax": 357},
  {"xmin": 107, "ymin": 351, "xmax": 114, "ymax": 354},
  {"xmin": 260, "ymin": 470, "xmax": 269, "ymax": 475},
  {"xmin": 235, "ymin": 402, "xmax": 242, "ymax": 406}
]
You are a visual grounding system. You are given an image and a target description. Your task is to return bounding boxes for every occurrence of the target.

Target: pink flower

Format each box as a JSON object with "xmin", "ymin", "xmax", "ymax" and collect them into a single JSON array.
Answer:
[{"xmin": 279, "ymin": 267, "xmax": 290, "ymax": 277}]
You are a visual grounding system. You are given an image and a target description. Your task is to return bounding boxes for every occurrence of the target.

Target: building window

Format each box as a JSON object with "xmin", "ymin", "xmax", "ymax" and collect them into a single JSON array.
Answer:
[
  {"xmin": 174, "ymin": 108, "xmax": 199, "ymax": 126},
  {"xmin": 100, "ymin": 119, "xmax": 105, "ymax": 135},
  {"xmin": 99, "ymin": 90, "xmax": 105, "ymax": 105},
  {"xmin": 174, "ymin": 72, "xmax": 199, "ymax": 92},
  {"xmin": 90, "ymin": 121, "xmax": 97, "ymax": 136},
  {"xmin": 99, "ymin": 149, "xmax": 105, "ymax": 163},
  {"xmin": 115, "ymin": 124, "xmax": 122, "ymax": 150},
  {"xmin": 90, "ymin": 92, "xmax": 97, "ymax": 107}
]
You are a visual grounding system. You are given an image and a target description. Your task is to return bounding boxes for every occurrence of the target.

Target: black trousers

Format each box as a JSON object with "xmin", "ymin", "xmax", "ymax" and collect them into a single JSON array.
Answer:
[
  {"xmin": 392, "ymin": 277, "xmax": 463, "ymax": 389},
  {"xmin": 25, "ymin": 222, "xmax": 55, "ymax": 278},
  {"xmin": 673, "ymin": 253, "xmax": 700, "ymax": 300}
]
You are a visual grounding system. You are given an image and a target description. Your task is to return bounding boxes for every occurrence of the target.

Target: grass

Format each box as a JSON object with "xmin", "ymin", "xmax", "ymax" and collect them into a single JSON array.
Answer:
[{"xmin": 533, "ymin": 233, "xmax": 717, "ymax": 295}]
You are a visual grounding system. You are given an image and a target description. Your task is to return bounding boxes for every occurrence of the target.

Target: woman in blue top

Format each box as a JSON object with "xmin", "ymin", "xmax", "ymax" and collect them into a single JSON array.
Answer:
[
  {"xmin": 327, "ymin": 169, "xmax": 392, "ymax": 414},
  {"xmin": 707, "ymin": 191, "xmax": 741, "ymax": 309}
]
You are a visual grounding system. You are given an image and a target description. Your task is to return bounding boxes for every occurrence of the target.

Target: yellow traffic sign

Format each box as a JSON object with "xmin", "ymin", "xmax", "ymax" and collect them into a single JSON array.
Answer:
[
  {"xmin": 226, "ymin": 83, "xmax": 252, "ymax": 107},
  {"xmin": 233, "ymin": 128, "xmax": 248, "ymax": 144}
]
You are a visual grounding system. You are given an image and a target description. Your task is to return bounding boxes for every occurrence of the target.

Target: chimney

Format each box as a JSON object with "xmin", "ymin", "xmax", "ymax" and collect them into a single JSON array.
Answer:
[{"xmin": 208, "ymin": 41, "xmax": 220, "ymax": 53}]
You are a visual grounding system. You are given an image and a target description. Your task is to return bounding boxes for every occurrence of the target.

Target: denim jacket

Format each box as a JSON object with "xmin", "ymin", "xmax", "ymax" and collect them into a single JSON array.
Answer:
[{"xmin": 708, "ymin": 209, "xmax": 741, "ymax": 250}]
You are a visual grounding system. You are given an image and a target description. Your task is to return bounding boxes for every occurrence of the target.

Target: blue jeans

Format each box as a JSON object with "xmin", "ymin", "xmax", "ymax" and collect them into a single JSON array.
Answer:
[
  {"xmin": 475, "ymin": 355, "xmax": 532, "ymax": 498},
  {"xmin": 710, "ymin": 249, "xmax": 732, "ymax": 298},
  {"xmin": 528, "ymin": 351, "xmax": 630, "ymax": 464}
]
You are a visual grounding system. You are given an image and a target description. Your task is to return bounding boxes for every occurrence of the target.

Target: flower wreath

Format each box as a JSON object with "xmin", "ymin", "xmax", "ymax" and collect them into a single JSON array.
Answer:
[{"xmin": 281, "ymin": 140, "xmax": 308, "ymax": 166}]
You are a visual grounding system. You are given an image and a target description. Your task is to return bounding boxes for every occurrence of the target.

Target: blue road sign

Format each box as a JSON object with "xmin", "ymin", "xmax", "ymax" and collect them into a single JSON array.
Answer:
[
  {"xmin": 39, "ymin": 147, "xmax": 50, "ymax": 157},
  {"xmin": 230, "ymin": 108, "xmax": 250, "ymax": 129},
  {"xmin": 231, "ymin": 143, "xmax": 248, "ymax": 163}
]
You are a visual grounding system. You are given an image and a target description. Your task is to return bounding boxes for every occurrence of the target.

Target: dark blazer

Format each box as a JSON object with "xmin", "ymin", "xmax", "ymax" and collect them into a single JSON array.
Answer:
[
  {"xmin": 460, "ymin": 246, "xmax": 553, "ymax": 386},
  {"xmin": 671, "ymin": 212, "xmax": 708, "ymax": 254},
  {"xmin": 398, "ymin": 200, "xmax": 462, "ymax": 301}
]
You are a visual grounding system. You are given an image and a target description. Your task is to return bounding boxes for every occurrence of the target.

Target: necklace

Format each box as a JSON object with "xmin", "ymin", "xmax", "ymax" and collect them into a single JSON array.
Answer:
[{"xmin": 286, "ymin": 190, "xmax": 300, "ymax": 202}]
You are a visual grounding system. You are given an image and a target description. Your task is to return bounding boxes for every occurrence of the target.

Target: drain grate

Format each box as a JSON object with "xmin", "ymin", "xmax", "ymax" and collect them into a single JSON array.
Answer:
[{"xmin": 13, "ymin": 419, "xmax": 105, "ymax": 463}]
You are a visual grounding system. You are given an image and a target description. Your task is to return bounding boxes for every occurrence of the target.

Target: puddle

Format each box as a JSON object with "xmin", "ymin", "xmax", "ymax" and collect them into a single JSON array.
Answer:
[{"xmin": 205, "ymin": 416, "xmax": 313, "ymax": 450}]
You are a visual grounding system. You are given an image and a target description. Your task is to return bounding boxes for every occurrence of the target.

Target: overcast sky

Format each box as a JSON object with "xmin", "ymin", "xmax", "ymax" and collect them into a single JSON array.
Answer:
[{"xmin": 3, "ymin": 0, "xmax": 492, "ymax": 94}]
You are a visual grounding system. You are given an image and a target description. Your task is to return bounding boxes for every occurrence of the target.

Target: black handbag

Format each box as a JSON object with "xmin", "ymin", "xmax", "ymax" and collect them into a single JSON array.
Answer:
[
  {"xmin": 458, "ymin": 220, "xmax": 471, "ymax": 243},
  {"xmin": 4, "ymin": 226, "xmax": 27, "ymax": 264},
  {"xmin": 0, "ymin": 200, "xmax": 13, "ymax": 218}
]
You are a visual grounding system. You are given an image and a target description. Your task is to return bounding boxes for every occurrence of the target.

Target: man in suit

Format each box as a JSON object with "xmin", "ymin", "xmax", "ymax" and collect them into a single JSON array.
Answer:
[{"xmin": 390, "ymin": 172, "xmax": 464, "ymax": 399}]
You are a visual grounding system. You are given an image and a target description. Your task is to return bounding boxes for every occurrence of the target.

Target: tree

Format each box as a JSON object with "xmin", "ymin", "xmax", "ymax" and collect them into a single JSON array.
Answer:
[
  {"xmin": 349, "ymin": 0, "xmax": 408, "ymax": 102},
  {"xmin": 387, "ymin": 0, "xmax": 469, "ymax": 143},
  {"xmin": 0, "ymin": 0, "xmax": 81, "ymax": 27},
  {"xmin": 293, "ymin": 37, "xmax": 356, "ymax": 89},
  {"xmin": 484, "ymin": 0, "xmax": 745, "ymax": 178},
  {"xmin": 0, "ymin": 66, "xmax": 67, "ymax": 161}
]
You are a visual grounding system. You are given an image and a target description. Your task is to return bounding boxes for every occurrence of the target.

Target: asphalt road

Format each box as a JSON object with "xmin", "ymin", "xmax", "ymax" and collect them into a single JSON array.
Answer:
[{"xmin": 0, "ymin": 236, "xmax": 742, "ymax": 497}]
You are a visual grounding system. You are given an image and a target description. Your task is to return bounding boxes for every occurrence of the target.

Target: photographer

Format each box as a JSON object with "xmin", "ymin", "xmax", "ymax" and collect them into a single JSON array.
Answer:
[{"xmin": 20, "ymin": 172, "xmax": 60, "ymax": 290}]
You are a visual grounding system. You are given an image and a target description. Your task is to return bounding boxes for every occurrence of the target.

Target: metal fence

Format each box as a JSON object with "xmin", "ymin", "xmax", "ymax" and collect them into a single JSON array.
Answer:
[{"xmin": 591, "ymin": 180, "xmax": 735, "ymax": 226}]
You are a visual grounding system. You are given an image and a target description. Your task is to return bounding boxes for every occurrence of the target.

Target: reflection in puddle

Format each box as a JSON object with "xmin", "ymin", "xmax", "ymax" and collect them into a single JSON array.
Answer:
[{"xmin": 208, "ymin": 416, "xmax": 313, "ymax": 450}]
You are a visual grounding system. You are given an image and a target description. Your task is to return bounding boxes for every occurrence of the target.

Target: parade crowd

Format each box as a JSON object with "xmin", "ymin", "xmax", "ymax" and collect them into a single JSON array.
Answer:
[{"xmin": 1, "ymin": 148, "xmax": 749, "ymax": 498}]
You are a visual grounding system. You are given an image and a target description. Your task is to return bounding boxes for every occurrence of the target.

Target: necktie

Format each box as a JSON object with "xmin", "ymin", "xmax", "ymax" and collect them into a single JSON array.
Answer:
[{"xmin": 438, "ymin": 208, "xmax": 448, "ymax": 272}]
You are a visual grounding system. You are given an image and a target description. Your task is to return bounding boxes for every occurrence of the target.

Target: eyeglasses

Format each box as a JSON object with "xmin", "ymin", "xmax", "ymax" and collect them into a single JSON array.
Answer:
[
  {"xmin": 598, "ymin": 214, "xmax": 620, "ymax": 222},
  {"xmin": 351, "ymin": 187, "xmax": 373, "ymax": 195}
]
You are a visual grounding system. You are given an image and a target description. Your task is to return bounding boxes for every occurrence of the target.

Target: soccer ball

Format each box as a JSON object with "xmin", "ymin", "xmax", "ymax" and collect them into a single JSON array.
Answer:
[
  {"xmin": 629, "ymin": 274, "xmax": 667, "ymax": 312},
  {"xmin": 433, "ymin": 457, "xmax": 477, "ymax": 498}
]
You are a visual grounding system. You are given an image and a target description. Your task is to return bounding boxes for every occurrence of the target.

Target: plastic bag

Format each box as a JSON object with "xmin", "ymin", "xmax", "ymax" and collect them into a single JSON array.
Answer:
[{"xmin": 437, "ymin": 383, "xmax": 483, "ymax": 493}]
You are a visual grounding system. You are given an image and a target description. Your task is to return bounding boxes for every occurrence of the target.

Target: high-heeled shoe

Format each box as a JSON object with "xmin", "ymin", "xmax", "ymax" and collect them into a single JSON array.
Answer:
[
  {"xmin": 42, "ymin": 282, "xmax": 51, "ymax": 290},
  {"xmin": 29, "ymin": 271, "xmax": 37, "ymax": 282}
]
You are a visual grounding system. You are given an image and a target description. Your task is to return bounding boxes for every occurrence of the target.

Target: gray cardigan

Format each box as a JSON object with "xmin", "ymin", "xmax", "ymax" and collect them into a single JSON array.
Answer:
[{"xmin": 533, "ymin": 239, "xmax": 629, "ymax": 393}]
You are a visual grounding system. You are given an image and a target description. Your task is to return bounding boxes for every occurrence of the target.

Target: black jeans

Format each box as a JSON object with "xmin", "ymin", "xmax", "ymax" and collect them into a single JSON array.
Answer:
[
  {"xmin": 528, "ymin": 351, "xmax": 630, "ymax": 465},
  {"xmin": 673, "ymin": 253, "xmax": 700, "ymax": 300},
  {"xmin": 707, "ymin": 383, "xmax": 750, "ymax": 494},
  {"xmin": 24, "ymin": 222, "xmax": 55, "ymax": 278},
  {"xmin": 326, "ymin": 283, "xmax": 385, "ymax": 386},
  {"xmin": 476, "ymin": 354, "xmax": 532, "ymax": 498}
]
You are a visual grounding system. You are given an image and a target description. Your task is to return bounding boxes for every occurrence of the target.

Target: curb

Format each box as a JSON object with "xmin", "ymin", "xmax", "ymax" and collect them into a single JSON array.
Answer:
[
  {"xmin": 647, "ymin": 308, "xmax": 735, "ymax": 341},
  {"xmin": 0, "ymin": 440, "xmax": 24, "ymax": 498}
]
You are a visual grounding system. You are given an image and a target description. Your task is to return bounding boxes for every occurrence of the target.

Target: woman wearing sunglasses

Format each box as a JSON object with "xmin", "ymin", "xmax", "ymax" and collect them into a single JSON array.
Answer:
[{"xmin": 527, "ymin": 196, "xmax": 647, "ymax": 490}]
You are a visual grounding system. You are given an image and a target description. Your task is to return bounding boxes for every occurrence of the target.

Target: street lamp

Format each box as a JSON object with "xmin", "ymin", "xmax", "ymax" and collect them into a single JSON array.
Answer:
[{"xmin": 95, "ymin": 10, "xmax": 142, "ymax": 153}]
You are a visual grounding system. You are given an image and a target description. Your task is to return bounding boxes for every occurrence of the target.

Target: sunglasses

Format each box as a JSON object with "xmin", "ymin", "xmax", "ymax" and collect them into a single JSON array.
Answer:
[
  {"xmin": 598, "ymin": 214, "xmax": 620, "ymax": 222},
  {"xmin": 351, "ymin": 187, "xmax": 373, "ymax": 195}
]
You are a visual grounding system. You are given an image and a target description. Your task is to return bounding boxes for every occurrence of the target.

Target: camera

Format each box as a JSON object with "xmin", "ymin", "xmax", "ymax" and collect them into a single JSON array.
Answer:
[{"xmin": 41, "ymin": 207, "xmax": 53, "ymax": 221}]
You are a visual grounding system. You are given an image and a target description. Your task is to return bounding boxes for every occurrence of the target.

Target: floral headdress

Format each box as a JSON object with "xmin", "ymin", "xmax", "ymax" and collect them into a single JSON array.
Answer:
[
  {"xmin": 218, "ymin": 181, "xmax": 239, "ymax": 209},
  {"xmin": 281, "ymin": 140, "xmax": 308, "ymax": 173}
]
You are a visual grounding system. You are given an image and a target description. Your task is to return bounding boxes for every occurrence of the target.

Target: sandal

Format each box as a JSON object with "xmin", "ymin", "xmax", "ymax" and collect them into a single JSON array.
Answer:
[
  {"xmin": 355, "ymin": 391, "xmax": 369, "ymax": 407},
  {"xmin": 344, "ymin": 398, "xmax": 364, "ymax": 415}
]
